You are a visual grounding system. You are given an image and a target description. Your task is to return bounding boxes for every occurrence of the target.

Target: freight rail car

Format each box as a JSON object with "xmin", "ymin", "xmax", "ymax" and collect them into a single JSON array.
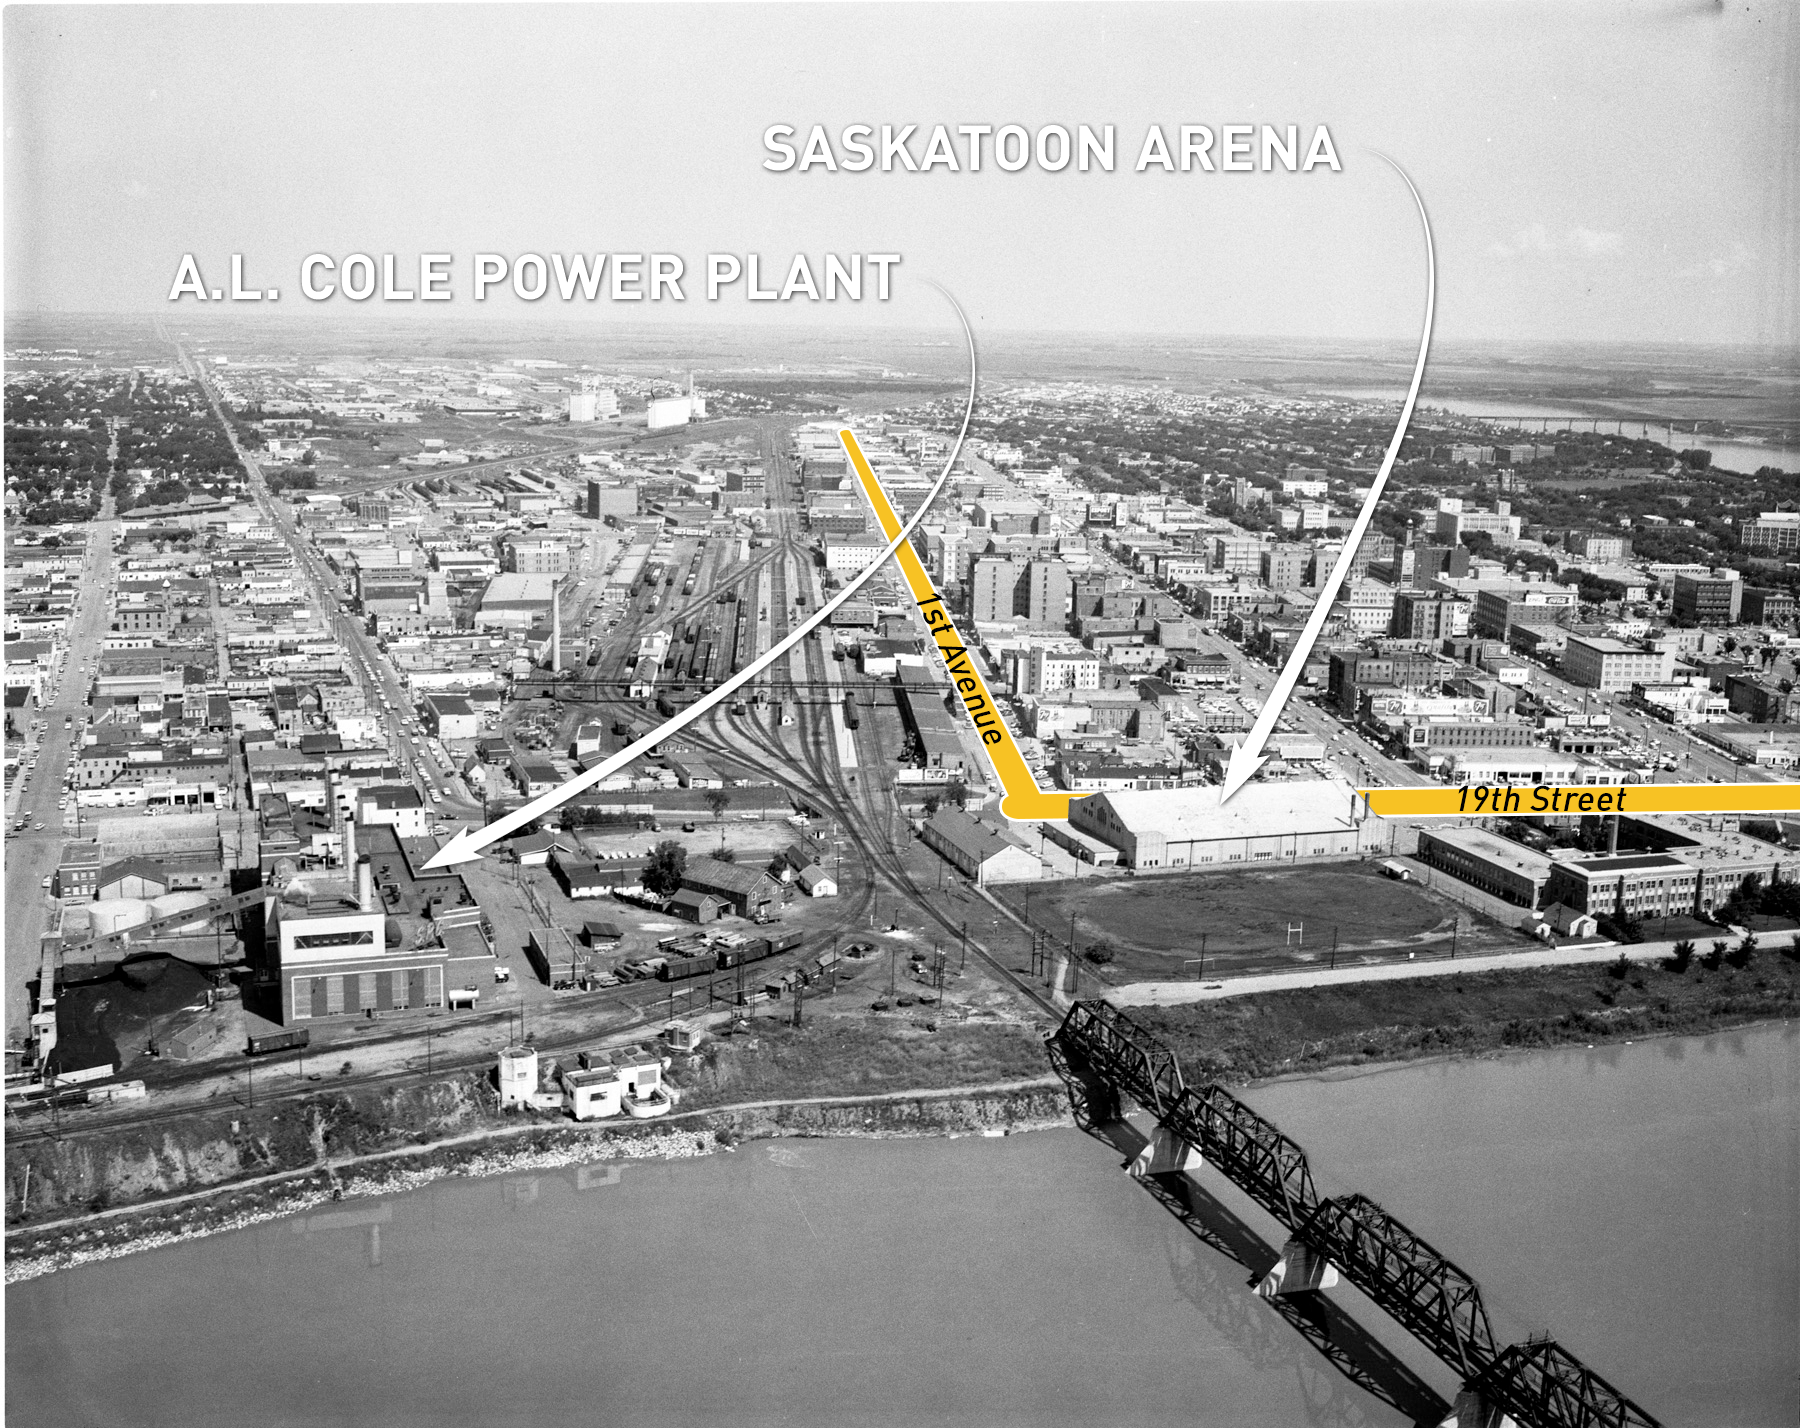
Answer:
[
  {"xmin": 247, "ymin": 1028, "xmax": 311, "ymax": 1056},
  {"xmin": 656, "ymin": 953, "xmax": 717, "ymax": 983}
]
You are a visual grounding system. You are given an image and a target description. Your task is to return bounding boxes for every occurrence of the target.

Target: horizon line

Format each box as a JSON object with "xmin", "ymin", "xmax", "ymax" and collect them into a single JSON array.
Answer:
[{"xmin": 5, "ymin": 311, "xmax": 1799, "ymax": 357}]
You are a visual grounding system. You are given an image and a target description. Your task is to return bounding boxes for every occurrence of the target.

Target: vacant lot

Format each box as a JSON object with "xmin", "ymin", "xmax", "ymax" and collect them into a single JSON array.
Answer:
[
  {"xmin": 1001, "ymin": 863, "xmax": 1477, "ymax": 982},
  {"xmin": 1119, "ymin": 953, "xmax": 1800, "ymax": 1085}
]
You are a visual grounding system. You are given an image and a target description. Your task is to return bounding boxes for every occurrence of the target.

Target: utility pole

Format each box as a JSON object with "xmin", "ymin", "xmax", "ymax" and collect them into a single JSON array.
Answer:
[
  {"xmin": 959, "ymin": 921, "xmax": 967, "ymax": 971},
  {"xmin": 1330, "ymin": 926, "xmax": 1338, "ymax": 970}
]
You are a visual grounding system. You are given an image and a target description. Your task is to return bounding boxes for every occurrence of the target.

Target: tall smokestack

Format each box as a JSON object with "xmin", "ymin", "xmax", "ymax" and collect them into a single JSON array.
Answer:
[
  {"xmin": 550, "ymin": 577, "xmax": 561, "ymax": 674},
  {"xmin": 358, "ymin": 854, "xmax": 374, "ymax": 914},
  {"xmin": 343, "ymin": 814, "xmax": 357, "ymax": 871},
  {"xmin": 1608, "ymin": 814, "xmax": 1620, "ymax": 856}
]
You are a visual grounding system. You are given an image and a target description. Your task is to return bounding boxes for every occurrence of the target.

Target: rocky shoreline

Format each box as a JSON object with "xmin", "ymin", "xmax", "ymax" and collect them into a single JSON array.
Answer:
[{"xmin": 5, "ymin": 1088, "xmax": 1072, "ymax": 1285}]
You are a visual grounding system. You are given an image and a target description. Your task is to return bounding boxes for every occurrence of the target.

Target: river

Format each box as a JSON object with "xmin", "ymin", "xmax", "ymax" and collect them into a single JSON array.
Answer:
[
  {"xmin": 8, "ymin": 1025, "xmax": 1795, "ymax": 1427},
  {"xmin": 1310, "ymin": 389, "xmax": 1799, "ymax": 475}
]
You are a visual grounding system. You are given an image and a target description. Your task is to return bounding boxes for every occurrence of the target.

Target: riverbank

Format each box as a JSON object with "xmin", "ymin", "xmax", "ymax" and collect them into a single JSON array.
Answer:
[
  {"xmin": 13, "ymin": 953, "xmax": 1794, "ymax": 1284},
  {"xmin": 4, "ymin": 1076, "xmax": 1071, "ymax": 1285},
  {"xmin": 1124, "ymin": 946, "xmax": 1799, "ymax": 1083}
]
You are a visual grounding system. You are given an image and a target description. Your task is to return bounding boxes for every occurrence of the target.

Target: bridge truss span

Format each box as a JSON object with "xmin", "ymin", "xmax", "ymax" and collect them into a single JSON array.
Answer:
[
  {"xmin": 1467, "ymin": 1339, "xmax": 1663, "ymax": 1428},
  {"xmin": 1051, "ymin": 999, "xmax": 1665, "ymax": 1428},
  {"xmin": 1291, "ymin": 1193, "xmax": 1499, "ymax": 1379}
]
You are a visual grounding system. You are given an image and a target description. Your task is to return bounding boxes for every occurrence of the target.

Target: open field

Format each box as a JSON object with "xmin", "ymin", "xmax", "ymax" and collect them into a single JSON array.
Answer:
[
  {"xmin": 1120, "ymin": 952, "xmax": 1800, "ymax": 1085},
  {"xmin": 1000, "ymin": 863, "xmax": 1492, "ymax": 982}
]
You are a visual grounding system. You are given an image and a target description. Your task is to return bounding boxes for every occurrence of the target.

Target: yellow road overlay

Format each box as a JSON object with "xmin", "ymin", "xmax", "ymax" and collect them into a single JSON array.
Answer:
[
  {"xmin": 841, "ymin": 430, "xmax": 1072, "ymax": 821},
  {"xmin": 1362, "ymin": 783, "xmax": 1800, "ymax": 818},
  {"xmin": 843, "ymin": 428, "xmax": 1800, "ymax": 829}
]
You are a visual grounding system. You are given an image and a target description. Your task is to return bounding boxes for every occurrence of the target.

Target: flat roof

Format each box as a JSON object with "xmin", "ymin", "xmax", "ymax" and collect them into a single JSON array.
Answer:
[
  {"xmin": 1567, "ymin": 636, "xmax": 1650, "ymax": 654},
  {"xmin": 1080, "ymin": 779, "xmax": 1364, "ymax": 842},
  {"xmin": 1422, "ymin": 826, "xmax": 1555, "ymax": 877},
  {"xmin": 1564, "ymin": 853, "xmax": 1688, "ymax": 874}
]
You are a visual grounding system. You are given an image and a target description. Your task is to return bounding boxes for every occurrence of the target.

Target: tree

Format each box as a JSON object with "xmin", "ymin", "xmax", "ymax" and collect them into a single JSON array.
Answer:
[
  {"xmin": 1668, "ymin": 938, "xmax": 1695, "ymax": 972},
  {"xmin": 1728, "ymin": 933, "xmax": 1758, "ymax": 968},
  {"xmin": 921, "ymin": 793, "xmax": 941, "ymax": 816},
  {"xmin": 642, "ymin": 839, "xmax": 688, "ymax": 897},
  {"xmin": 712, "ymin": 846, "xmax": 738, "ymax": 863},
  {"xmin": 945, "ymin": 779, "xmax": 968, "ymax": 810},
  {"xmin": 1083, "ymin": 941, "xmax": 1117, "ymax": 966},
  {"xmin": 703, "ymin": 789, "xmax": 732, "ymax": 824},
  {"xmin": 1703, "ymin": 940, "xmax": 1728, "ymax": 971}
]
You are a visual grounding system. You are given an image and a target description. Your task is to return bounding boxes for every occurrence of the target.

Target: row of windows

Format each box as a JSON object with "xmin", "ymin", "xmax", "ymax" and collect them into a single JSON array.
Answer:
[{"xmin": 291, "ymin": 966, "xmax": 443, "ymax": 1020}]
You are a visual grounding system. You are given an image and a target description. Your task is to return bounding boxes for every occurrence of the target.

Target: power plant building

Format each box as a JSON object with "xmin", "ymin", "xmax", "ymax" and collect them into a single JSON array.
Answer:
[{"xmin": 268, "ymin": 860, "xmax": 448, "ymax": 1024}]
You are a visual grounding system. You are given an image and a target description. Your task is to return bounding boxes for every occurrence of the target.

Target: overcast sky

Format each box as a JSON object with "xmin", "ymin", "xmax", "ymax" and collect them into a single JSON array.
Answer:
[{"xmin": 5, "ymin": 2, "xmax": 1796, "ymax": 346}]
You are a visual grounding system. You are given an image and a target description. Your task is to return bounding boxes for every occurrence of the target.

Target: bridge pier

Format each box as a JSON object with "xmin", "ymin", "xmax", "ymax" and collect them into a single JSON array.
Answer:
[
  {"xmin": 1254, "ymin": 1238, "xmax": 1340, "ymax": 1298},
  {"xmin": 1127, "ymin": 1122, "xmax": 1202, "ymax": 1178},
  {"xmin": 1436, "ymin": 1386, "xmax": 1518, "ymax": 1428}
]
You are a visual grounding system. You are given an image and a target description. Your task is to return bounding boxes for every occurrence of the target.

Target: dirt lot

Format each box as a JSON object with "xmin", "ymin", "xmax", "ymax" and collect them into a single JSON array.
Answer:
[{"xmin": 1000, "ymin": 862, "xmax": 1481, "ymax": 982}]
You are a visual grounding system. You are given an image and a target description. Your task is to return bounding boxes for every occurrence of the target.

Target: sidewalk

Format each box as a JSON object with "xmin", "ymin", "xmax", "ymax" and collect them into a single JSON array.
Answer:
[{"xmin": 1104, "ymin": 935, "xmax": 1730, "ymax": 1007}]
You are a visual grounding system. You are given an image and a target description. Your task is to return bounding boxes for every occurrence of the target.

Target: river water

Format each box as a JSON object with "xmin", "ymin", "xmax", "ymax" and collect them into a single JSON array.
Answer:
[
  {"xmin": 1311, "ymin": 389, "xmax": 1800, "ymax": 475},
  {"xmin": 8, "ymin": 1025, "xmax": 1796, "ymax": 1427}
]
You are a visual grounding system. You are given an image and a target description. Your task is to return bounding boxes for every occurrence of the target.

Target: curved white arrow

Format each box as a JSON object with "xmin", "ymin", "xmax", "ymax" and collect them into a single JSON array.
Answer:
[
  {"xmin": 1220, "ymin": 156, "xmax": 1437, "ymax": 803},
  {"xmin": 425, "ymin": 287, "xmax": 979, "ymax": 868}
]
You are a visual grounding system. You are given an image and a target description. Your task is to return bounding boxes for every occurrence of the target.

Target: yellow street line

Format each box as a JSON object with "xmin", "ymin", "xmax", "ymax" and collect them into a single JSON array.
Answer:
[
  {"xmin": 840, "ymin": 430, "xmax": 1072, "ymax": 822},
  {"xmin": 1361, "ymin": 783, "xmax": 1800, "ymax": 818}
]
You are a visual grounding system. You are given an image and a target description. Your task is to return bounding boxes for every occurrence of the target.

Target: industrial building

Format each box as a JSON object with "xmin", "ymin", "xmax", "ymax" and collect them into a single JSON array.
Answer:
[
  {"xmin": 678, "ymin": 856, "xmax": 779, "ymax": 918},
  {"xmin": 476, "ymin": 573, "xmax": 556, "ymax": 631},
  {"xmin": 919, "ymin": 808, "xmax": 1041, "ymax": 885},
  {"xmin": 268, "ymin": 858, "xmax": 448, "ymax": 1024}
]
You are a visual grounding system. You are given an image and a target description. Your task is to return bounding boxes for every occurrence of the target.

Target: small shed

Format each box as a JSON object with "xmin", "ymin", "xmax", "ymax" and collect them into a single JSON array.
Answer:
[{"xmin": 668, "ymin": 888, "xmax": 727, "ymax": 924}]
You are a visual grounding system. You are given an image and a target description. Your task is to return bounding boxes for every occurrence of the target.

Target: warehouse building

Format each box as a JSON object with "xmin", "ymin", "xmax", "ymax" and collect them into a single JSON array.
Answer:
[
  {"xmin": 919, "ymin": 808, "xmax": 1041, "ymax": 885},
  {"xmin": 679, "ymin": 857, "xmax": 779, "ymax": 919},
  {"xmin": 1067, "ymin": 781, "xmax": 1378, "ymax": 872}
]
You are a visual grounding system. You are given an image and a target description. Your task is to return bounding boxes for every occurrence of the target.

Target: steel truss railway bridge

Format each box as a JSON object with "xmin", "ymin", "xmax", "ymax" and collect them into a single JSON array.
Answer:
[{"xmin": 1055, "ymin": 1001, "xmax": 1662, "ymax": 1428}]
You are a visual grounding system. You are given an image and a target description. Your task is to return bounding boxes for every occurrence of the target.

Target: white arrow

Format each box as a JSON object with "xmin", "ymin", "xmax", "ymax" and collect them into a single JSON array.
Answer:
[
  {"xmin": 1220, "ymin": 157, "xmax": 1437, "ymax": 804},
  {"xmin": 424, "ymin": 287, "xmax": 978, "ymax": 868}
]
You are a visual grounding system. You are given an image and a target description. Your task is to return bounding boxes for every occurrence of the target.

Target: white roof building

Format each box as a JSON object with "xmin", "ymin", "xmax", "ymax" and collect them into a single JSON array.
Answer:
[{"xmin": 1067, "ymin": 780, "xmax": 1377, "ymax": 871}]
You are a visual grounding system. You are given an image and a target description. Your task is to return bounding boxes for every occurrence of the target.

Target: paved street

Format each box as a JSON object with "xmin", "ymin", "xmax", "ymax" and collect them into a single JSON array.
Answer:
[
  {"xmin": 4, "ymin": 502, "xmax": 118, "ymax": 1038},
  {"xmin": 189, "ymin": 359, "xmax": 479, "ymax": 821},
  {"xmin": 1106, "ymin": 933, "xmax": 1702, "ymax": 1007}
]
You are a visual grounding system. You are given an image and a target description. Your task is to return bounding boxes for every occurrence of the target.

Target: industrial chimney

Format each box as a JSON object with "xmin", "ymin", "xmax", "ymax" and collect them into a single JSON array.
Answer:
[
  {"xmin": 358, "ymin": 854, "xmax": 375, "ymax": 914},
  {"xmin": 550, "ymin": 577, "xmax": 561, "ymax": 675},
  {"xmin": 343, "ymin": 813, "xmax": 357, "ymax": 871}
]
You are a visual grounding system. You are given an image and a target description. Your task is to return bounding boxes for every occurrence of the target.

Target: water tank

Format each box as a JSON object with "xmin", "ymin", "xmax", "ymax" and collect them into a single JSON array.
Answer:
[
  {"xmin": 149, "ymin": 891, "xmax": 212, "ymax": 933},
  {"xmin": 498, "ymin": 1045, "xmax": 538, "ymax": 1107},
  {"xmin": 90, "ymin": 899, "xmax": 152, "ymax": 936}
]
